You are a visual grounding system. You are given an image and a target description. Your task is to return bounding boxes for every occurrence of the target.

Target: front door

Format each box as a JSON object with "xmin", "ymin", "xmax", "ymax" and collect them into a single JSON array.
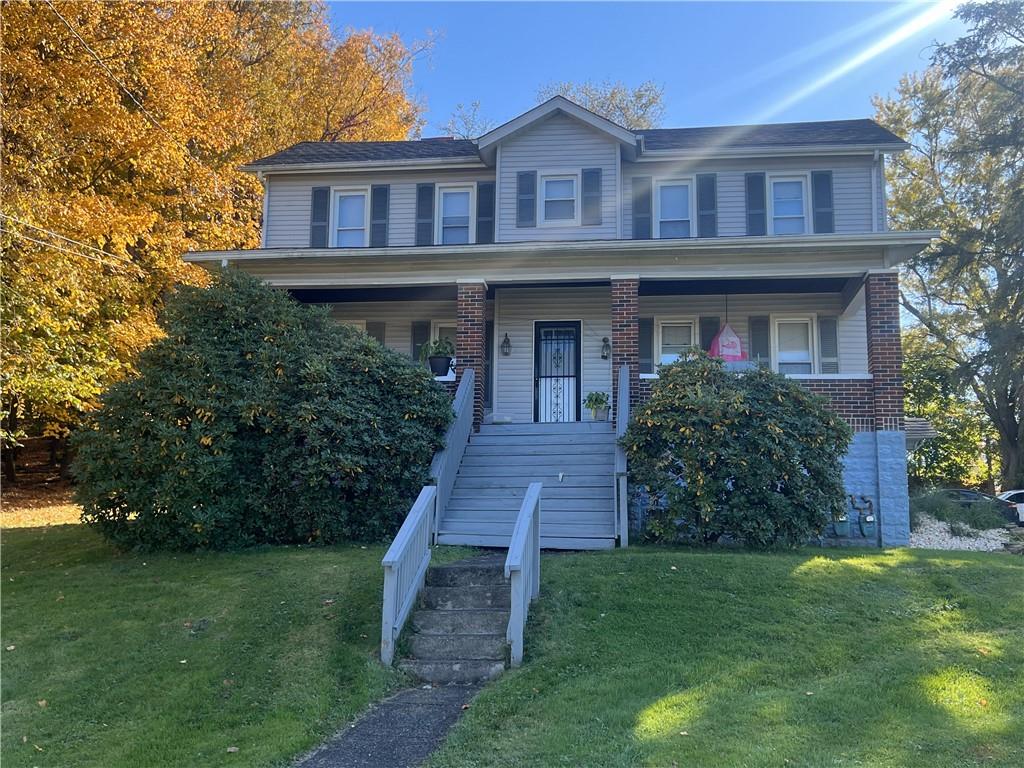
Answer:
[{"xmin": 534, "ymin": 321, "xmax": 581, "ymax": 423}]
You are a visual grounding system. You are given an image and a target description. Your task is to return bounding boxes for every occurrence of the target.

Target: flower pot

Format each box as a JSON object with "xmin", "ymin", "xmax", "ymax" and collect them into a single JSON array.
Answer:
[
  {"xmin": 833, "ymin": 518, "xmax": 851, "ymax": 537},
  {"xmin": 591, "ymin": 406, "xmax": 609, "ymax": 422},
  {"xmin": 859, "ymin": 514, "xmax": 876, "ymax": 539},
  {"xmin": 428, "ymin": 356, "xmax": 453, "ymax": 377}
]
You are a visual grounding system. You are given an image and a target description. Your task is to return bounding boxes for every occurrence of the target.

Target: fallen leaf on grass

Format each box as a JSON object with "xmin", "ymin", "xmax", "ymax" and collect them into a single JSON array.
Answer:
[
  {"xmin": 5, "ymin": 645, "xmax": 14, "ymax": 651},
  {"xmin": 37, "ymin": 700, "xmax": 47, "ymax": 708},
  {"xmin": 226, "ymin": 746, "xmax": 239, "ymax": 753},
  {"xmin": 179, "ymin": 659, "xmax": 188, "ymax": 665}
]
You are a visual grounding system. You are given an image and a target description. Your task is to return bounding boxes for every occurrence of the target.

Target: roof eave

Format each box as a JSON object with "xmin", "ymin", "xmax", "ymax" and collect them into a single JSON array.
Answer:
[
  {"xmin": 634, "ymin": 142, "xmax": 911, "ymax": 161},
  {"xmin": 240, "ymin": 155, "xmax": 487, "ymax": 175}
]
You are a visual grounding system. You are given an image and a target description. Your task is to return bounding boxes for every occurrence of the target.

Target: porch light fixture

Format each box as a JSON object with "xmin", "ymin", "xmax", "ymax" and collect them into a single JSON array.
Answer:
[
  {"xmin": 601, "ymin": 337, "xmax": 611, "ymax": 360},
  {"xmin": 501, "ymin": 333, "xmax": 512, "ymax": 356}
]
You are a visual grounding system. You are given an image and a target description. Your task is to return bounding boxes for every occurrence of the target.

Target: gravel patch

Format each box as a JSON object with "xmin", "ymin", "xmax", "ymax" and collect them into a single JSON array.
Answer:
[{"xmin": 909, "ymin": 514, "xmax": 1011, "ymax": 551}]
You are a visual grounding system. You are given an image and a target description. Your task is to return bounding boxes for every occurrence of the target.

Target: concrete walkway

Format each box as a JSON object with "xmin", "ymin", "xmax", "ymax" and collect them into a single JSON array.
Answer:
[{"xmin": 294, "ymin": 685, "xmax": 479, "ymax": 768}]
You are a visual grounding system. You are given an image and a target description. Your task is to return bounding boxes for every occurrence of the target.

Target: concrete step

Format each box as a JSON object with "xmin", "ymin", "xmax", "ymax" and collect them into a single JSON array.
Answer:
[
  {"xmin": 421, "ymin": 584, "xmax": 511, "ymax": 610},
  {"xmin": 411, "ymin": 608, "xmax": 509, "ymax": 636},
  {"xmin": 410, "ymin": 632, "xmax": 507, "ymax": 661},
  {"xmin": 478, "ymin": 422, "xmax": 613, "ymax": 435},
  {"xmin": 399, "ymin": 659, "xmax": 505, "ymax": 685},
  {"xmin": 425, "ymin": 557, "xmax": 507, "ymax": 587}
]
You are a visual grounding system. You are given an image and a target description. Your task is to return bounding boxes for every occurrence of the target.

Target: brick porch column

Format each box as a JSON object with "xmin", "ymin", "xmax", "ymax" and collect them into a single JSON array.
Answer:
[
  {"xmin": 456, "ymin": 280, "xmax": 486, "ymax": 430},
  {"xmin": 865, "ymin": 270, "xmax": 909, "ymax": 546},
  {"xmin": 865, "ymin": 271, "xmax": 904, "ymax": 432},
  {"xmin": 611, "ymin": 276, "xmax": 639, "ymax": 427}
]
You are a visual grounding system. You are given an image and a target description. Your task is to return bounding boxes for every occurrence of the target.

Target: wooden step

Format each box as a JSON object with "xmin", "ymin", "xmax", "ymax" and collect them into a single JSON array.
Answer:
[
  {"xmin": 438, "ymin": 520, "xmax": 616, "ymax": 538},
  {"xmin": 478, "ymin": 422, "xmax": 614, "ymax": 436},
  {"xmin": 436, "ymin": 532, "xmax": 615, "ymax": 550},
  {"xmin": 443, "ymin": 509, "xmax": 614, "ymax": 525},
  {"xmin": 450, "ymin": 485, "xmax": 613, "ymax": 500},
  {"xmin": 450, "ymin": 475, "xmax": 613, "ymax": 489},
  {"xmin": 465, "ymin": 441, "xmax": 614, "ymax": 454},
  {"xmin": 455, "ymin": 466, "xmax": 613, "ymax": 479},
  {"xmin": 460, "ymin": 454, "xmax": 614, "ymax": 469}
]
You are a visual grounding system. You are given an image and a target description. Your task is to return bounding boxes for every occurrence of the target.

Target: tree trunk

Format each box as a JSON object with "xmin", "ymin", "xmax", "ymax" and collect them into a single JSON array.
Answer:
[{"xmin": 1, "ymin": 447, "xmax": 15, "ymax": 485}]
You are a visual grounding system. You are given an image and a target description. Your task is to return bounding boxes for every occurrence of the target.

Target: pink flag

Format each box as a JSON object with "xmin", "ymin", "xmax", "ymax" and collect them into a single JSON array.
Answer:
[{"xmin": 709, "ymin": 323, "xmax": 745, "ymax": 361}]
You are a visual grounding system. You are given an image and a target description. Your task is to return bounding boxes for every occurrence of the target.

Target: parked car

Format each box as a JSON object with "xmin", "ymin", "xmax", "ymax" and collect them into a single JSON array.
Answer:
[
  {"xmin": 938, "ymin": 488, "xmax": 1018, "ymax": 524},
  {"xmin": 996, "ymin": 490, "xmax": 1024, "ymax": 525}
]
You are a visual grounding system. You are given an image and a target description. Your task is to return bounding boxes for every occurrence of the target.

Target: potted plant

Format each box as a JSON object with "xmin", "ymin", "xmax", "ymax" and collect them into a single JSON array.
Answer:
[
  {"xmin": 420, "ymin": 337, "xmax": 455, "ymax": 377},
  {"xmin": 584, "ymin": 391, "xmax": 610, "ymax": 421},
  {"xmin": 832, "ymin": 512, "xmax": 850, "ymax": 538}
]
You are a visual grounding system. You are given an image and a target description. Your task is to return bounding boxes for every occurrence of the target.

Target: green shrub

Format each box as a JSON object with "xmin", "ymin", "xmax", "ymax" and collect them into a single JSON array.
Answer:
[
  {"xmin": 910, "ymin": 491, "xmax": 1007, "ymax": 531},
  {"xmin": 623, "ymin": 354, "xmax": 852, "ymax": 548},
  {"xmin": 948, "ymin": 521, "xmax": 978, "ymax": 538},
  {"xmin": 72, "ymin": 271, "xmax": 452, "ymax": 550}
]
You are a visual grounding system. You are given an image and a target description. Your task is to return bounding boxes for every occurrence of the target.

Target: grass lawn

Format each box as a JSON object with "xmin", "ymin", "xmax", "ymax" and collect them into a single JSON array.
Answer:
[
  {"xmin": 431, "ymin": 547, "xmax": 1024, "ymax": 768},
  {"xmin": 1, "ymin": 523, "xmax": 402, "ymax": 768}
]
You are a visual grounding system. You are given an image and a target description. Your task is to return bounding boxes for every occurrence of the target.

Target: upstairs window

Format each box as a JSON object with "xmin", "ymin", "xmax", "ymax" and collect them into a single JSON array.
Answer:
[
  {"xmin": 437, "ymin": 186, "xmax": 473, "ymax": 245},
  {"xmin": 774, "ymin": 317, "xmax": 814, "ymax": 374},
  {"xmin": 333, "ymin": 190, "xmax": 368, "ymax": 247},
  {"xmin": 770, "ymin": 176, "xmax": 807, "ymax": 235},
  {"xmin": 541, "ymin": 175, "xmax": 577, "ymax": 223},
  {"xmin": 656, "ymin": 180, "xmax": 692, "ymax": 238},
  {"xmin": 657, "ymin": 320, "xmax": 695, "ymax": 366}
]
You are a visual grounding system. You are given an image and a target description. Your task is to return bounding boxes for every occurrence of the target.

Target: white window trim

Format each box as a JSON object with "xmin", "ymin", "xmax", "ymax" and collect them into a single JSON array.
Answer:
[
  {"xmin": 538, "ymin": 170, "xmax": 580, "ymax": 227},
  {"xmin": 654, "ymin": 177, "xmax": 696, "ymax": 239},
  {"xmin": 771, "ymin": 314, "xmax": 818, "ymax": 375},
  {"xmin": 329, "ymin": 186, "xmax": 370, "ymax": 247},
  {"xmin": 434, "ymin": 183, "xmax": 476, "ymax": 245},
  {"xmin": 655, "ymin": 317, "xmax": 697, "ymax": 368},
  {"xmin": 431, "ymin": 319, "xmax": 457, "ymax": 382},
  {"xmin": 767, "ymin": 173, "xmax": 810, "ymax": 236}
]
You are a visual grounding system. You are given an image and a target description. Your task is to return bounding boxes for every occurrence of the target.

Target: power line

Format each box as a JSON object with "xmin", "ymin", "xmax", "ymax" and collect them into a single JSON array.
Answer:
[
  {"xmin": 0, "ymin": 213, "xmax": 136, "ymax": 266},
  {"xmin": 0, "ymin": 227, "xmax": 144, "ymax": 275},
  {"xmin": 43, "ymin": 0, "xmax": 226, "ymax": 192}
]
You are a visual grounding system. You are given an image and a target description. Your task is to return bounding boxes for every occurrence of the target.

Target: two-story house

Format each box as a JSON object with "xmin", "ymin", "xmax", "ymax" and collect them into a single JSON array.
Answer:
[{"xmin": 186, "ymin": 96, "xmax": 936, "ymax": 550}]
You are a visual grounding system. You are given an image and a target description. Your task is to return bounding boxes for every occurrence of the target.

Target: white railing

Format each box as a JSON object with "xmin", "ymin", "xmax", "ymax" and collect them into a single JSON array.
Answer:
[
  {"xmin": 380, "ymin": 485, "xmax": 435, "ymax": 665},
  {"xmin": 505, "ymin": 481, "xmax": 542, "ymax": 668},
  {"xmin": 614, "ymin": 364, "xmax": 630, "ymax": 548},
  {"xmin": 430, "ymin": 368, "xmax": 475, "ymax": 541}
]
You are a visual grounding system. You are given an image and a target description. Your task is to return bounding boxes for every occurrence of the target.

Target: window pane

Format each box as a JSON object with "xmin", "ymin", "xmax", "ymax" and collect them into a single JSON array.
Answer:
[
  {"xmin": 338, "ymin": 194, "xmax": 364, "ymax": 228},
  {"xmin": 545, "ymin": 199, "xmax": 575, "ymax": 220},
  {"xmin": 545, "ymin": 178, "xmax": 574, "ymax": 200},
  {"xmin": 660, "ymin": 220, "xmax": 690, "ymax": 238},
  {"xmin": 442, "ymin": 190, "xmax": 470, "ymax": 217},
  {"xmin": 437, "ymin": 326, "xmax": 456, "ymax": 345},
  {"xmin": 778, "ymin": 362, "xmax": 813, "ymax": 375},
  {"xmin": 337, "ymin": 228, "xmax": 364, "ymax": 247},
  {"xmin": 660, "ymin": 184, "xmax": 689, "ymax": 219},
  {"xmin": 773, "ymin": 180, "xmax": 803, "ymax": 201},
  {"xmin": 442, "ymin": 225, "xmax": 469, "ymax": 245},
  {"xmin": 773, "ymin": 216, "xmax": 805, "ymax": 235},
  {"xmin": 777, "ymin": 322, "xmax": 811, "ymax": 362},
  {"xmin": 660, "ymin": 323, "xmax": 692, "ymax": 364}
]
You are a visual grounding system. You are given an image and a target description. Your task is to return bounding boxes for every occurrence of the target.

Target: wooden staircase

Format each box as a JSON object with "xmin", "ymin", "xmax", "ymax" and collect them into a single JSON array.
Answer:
[{"xmin": 436, "ymin": 422, "xmax": 617, "ymax": 550}]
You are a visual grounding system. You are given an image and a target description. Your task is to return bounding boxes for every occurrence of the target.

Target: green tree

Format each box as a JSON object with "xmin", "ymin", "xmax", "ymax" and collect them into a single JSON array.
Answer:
[
  {"xmin": 874, "ymin": 2, "xmax": 1024, "ymax": 489},
  {"xmin": 537, "ymin": 79, "xmax": 665, "ymax": 129},
  {"xmin": 903, "ymin": 328, "xmax": 999, "ymax": 489}
]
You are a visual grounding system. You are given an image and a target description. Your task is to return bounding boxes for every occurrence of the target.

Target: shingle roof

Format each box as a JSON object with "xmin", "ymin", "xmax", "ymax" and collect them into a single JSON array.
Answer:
[
  {"xmin": 640, "ymin": 119, "xmax": 906, "ymax": 151},
  {"xmin": 245, "ymin": 118, "xmax": 906, "ymax": 169},
  {"xmin": 246, "ymin": 138, "xmax": 480, "ymax": 167}
]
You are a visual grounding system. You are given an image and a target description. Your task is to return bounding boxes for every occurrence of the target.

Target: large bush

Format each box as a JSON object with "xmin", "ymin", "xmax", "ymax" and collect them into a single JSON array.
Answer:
[
  {"xmin": 623, "ymin": 354, "xmax": 851, "ymax": 548},
  {"xmin": 72, "ymin": 271, "xmax": 452, "ymax": 550}
]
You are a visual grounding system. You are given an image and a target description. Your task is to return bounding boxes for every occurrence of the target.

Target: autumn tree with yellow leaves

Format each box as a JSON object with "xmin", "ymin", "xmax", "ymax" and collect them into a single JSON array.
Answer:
[{"xmin": 1, "ymin": 1, "xmax": 425, "ymax": 479}]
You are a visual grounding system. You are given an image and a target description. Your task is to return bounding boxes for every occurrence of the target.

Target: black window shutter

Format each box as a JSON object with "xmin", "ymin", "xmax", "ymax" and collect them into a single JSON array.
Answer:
[
  {"xmin": 310, "ymin": 187, "xmax": 330, "ymax": 247},
  {"xmin": 411, "ymin": 320, "xmax": 431, "ymax": 362},
  {"xmin": 818, "ymin": 316, "xmax": 839, "ymax": 373},
  {"xmin": 749, "ymin": 316, "xmax": 771, "ymax": 366},
  {"xmin": 812, "ymin": 171, "xmax": 835, "ymax": 233},
  {"xmin": 370, "ymin": 185, "xmax": 389, "ymax": 247},
  {"xmin": 581, "ymin": 168, "xmax": 602, "ymax": 226},
  {"xmin": 632, "ymin": 177, "xmax": 653, "ymax": 240},
  {"xmin": 696, "ymin": 174, "xmax": 717, "ymax": 237},
  {"xmin": 476, "ymin": 181, "xmax": 495, "ymax": 244},
  {"xmin": 415, "ymin": 183, "xmax": 435, "ymax": 246},
  {"xmin": 516, "ymin": 171, "xmax": 536, "ymax": 228},
  {"xmin": 366, "ymin": 321, "xmax": 386, "ymax": 345},
  {"xmin": 639, "ymin": 317, "xmax": 654, "ymax": 373},
  {"xmin": 699, "ymin": 317, "xmax": 720, "ymax": 352},
  {"xmin": 745, "ymin": 173, "xmax": 767, "ymax": 236}
]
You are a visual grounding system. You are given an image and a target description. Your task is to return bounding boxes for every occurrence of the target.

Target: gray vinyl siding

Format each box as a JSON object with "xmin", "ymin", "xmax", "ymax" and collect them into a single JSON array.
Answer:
[
  {"xmin": 621, "ymin": 155, "xmax": 878, "ymax": 239},
  {"xmin": 639, "ymin": 290, "xmax": 869, "ymax": 373},
  {"xmin": 491, "ymin": 286, "xmax": 613, "ymax": 423},
  {"xmin": 496, "ymin": 113, "xmax": 619, "ymax": 242},
  {"xmin": 263, "ymin": 170, "xmax": 494, "ymax": 248}
]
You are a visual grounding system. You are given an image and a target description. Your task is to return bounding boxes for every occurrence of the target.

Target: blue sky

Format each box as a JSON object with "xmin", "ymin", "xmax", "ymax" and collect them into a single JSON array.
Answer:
[{"xmin": 328, "ymin": 1, "xmax": 964, "ymax": 133}]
